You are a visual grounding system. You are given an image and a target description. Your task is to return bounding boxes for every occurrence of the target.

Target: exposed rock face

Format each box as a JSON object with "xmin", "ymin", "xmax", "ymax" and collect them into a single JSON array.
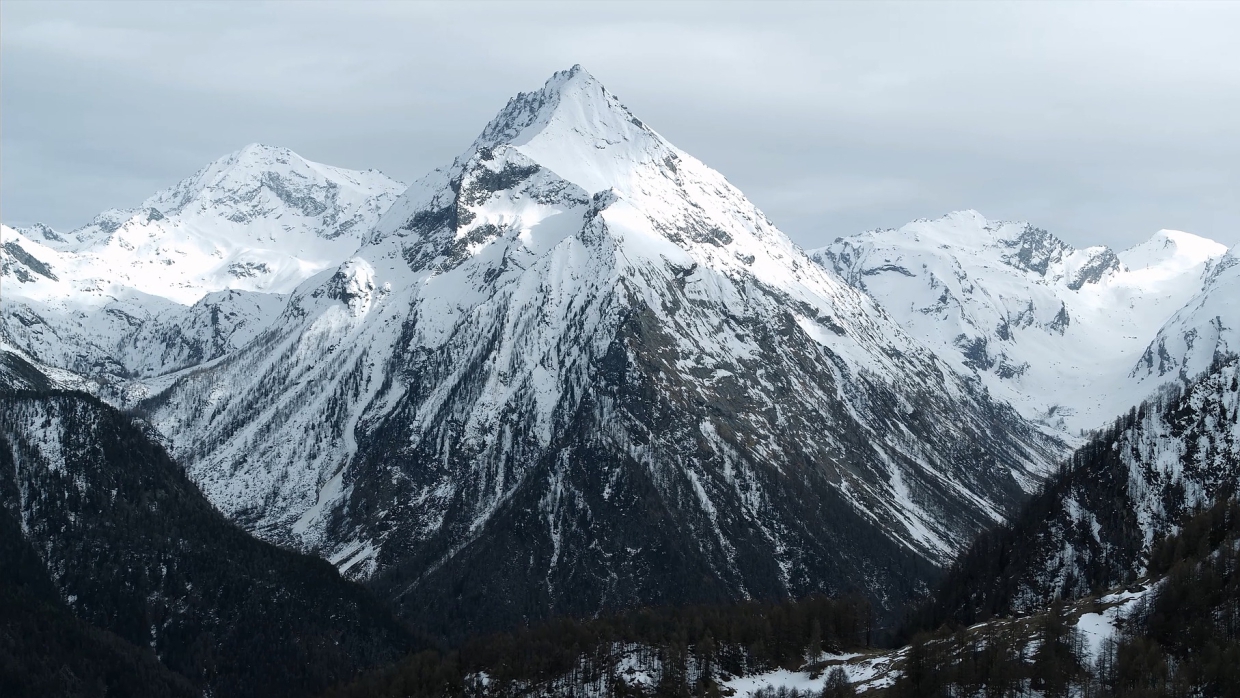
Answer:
[{"xmin": 130, "ymin": 66, "xmax": 1062, "ymax": 636}]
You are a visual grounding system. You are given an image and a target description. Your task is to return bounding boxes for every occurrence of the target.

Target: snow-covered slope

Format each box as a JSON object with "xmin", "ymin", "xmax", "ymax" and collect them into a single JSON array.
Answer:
[
  {"xmin": 1132, "ymin": 246, "xmax": 1240, "ymax": 388},
  {"xmin": 23, "ymin": 143, "xmax": 406, "ymax": 303},
  {"xmin": 135, "ymin": 66, "xmax": 1063, "ymax": 633},
  {"xmin": 811, "ymin": 213, "xmax": 1228, "ymax": 435},
  {"xmin": 1, "ymin": 144, "xmax": 405, "ymax": 380}
]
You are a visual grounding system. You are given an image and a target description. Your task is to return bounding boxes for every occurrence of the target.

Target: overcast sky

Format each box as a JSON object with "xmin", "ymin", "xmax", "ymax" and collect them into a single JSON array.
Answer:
[{"xmin": 3, "ymin": 1, "xmax": 1238, "ymax": 251}]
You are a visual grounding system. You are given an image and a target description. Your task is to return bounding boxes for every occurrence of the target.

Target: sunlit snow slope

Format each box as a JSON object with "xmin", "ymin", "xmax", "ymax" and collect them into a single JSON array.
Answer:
[
  {"xmin": 134, "ymin": 66, "xmax": 1063, "ymax": 634},
  {"xmin": 1132, "ymin": 246, "xmax": 1240, "ymax": 389},
  {"xmin": 811, "ymin": 212, "xmax": 1229, "ymax": 435},
  {"xmin": 1, "ymin": 144, "xmax": 405, "ymax": 380}
]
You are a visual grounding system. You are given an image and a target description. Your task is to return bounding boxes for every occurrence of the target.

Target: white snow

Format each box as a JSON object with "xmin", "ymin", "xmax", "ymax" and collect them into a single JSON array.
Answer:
[
  {"xmin": 5, "ymin": 144, "xmax": 405, "ymax": 306},
  {"xmin": 1, "ymin": 145, "xmax": 405, "ymax": 382},
  {"xmin": 1130, "ymin": 246, "xmax": 1240, "ymax": 388},
  {"xmin": 1075, "ymin": 587, "xmax": 1151, "ymax": 663},
  {"xmin": 723, "ymin": 651, "xmax": 902, "ymax": 695},
  {"xmin": 94, "ymin": 66, "xmax": 1056, "ymax": 573},
  {"xmin": 812, "ymin": 211, "xmax": 1231, "ymax": 436}
]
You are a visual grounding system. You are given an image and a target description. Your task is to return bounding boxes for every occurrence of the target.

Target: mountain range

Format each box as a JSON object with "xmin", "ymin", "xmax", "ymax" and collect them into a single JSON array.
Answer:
[
  {"xmin": 2, "ymin": 65, "xmax": 1236, "ymax": 695},
  {"xmin": 812, "ymin": 212, "xmax": 1231, "ymax": 436}
]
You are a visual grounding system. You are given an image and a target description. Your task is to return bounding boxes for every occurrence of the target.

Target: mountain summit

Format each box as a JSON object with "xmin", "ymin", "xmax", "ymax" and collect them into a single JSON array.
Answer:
[
  {"xmin": 142, "ymin": 143, "xmax": 403, "ymax": 237},
  {"xmin": 468, "ymin": 65, "xmax": 668, "ymax": 194},
  {"xmin": 0, "ymin": 145, "xmax": 406, "ymax": 381},
  {"xmin": 132, "ymin": 67, "xmax": 1062, "ymax": 636},
  {"xmin": 5, "ymin": 144, "xmax": 406, "ymax": 304}
]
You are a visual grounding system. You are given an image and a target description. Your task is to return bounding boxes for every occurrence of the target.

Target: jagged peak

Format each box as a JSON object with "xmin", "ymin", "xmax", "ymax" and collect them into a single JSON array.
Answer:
[
  {"xmin": 467, "ymin": 65, "xmax": 665, "ymax": 194},
  {"xmin": 142, "ymin": 144, "xmax": 312, "ymax": 214},
  {"xmin": 942, "ymin": 209, "xmax": 989, "ymax": 225},
  {"xmin": 1202, "ymin": 246, "xmax": 1239, "ymax": 285},
  {"xmin": 903, "ymin": 210, "xmax": 990, "ymax": 227},
  {"xmin": 235, "ymin": 141, "xmax": 297, "ymax": 161},
  {"xmin": 882, "ymin": 211, "xmax": 1036, "ymax": 251},
  {"xmin": 474, "ymin": 65, "xmax": 613, "ymax": 146}
]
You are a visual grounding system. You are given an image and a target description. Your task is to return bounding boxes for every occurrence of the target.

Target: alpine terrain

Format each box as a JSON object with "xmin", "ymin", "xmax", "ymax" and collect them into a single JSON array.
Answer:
[
  {"xmin": 7, "ymin": 65, "xmax": 1063, "ymax": 637},
  {"xmin": 812, "ymin": 212, "xmax": 1230, "ymax": 435},
  {"xmin": 917, "ymin": 351, "xmax": 1240, "ymax": 628},
  {"xmin": 4, "ymin": 63, "xmax": 1238, "ymax": 697},
  {"xmin": 1, "ymin": 143, "xmax": 406, "ymax": 384}
]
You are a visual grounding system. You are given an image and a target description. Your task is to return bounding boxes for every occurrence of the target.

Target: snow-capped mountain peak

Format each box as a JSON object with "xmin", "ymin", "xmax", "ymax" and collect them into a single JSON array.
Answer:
[
  {"xmin": 1118, "ymin": 228, "xmax": 1227, "ymax": 280},
  {"xmin": 4, "ymin": 144, "xmax": 407, "ymax": 305},
  {"xmin": 2, "ymin": 145, "xmax": 409, "ymax": 384},
  {"xmin": 1131, "ymin": 244, "xmax": 1240, "ymax": 385},
  {"xmin": 132, "ymin": 68, "xmax": 1060, "ymax": 632},
  {"xmin": 142, "ymin": 143, "xmax": 403, "ymax": 232},
  {"xmin": 470, "ymin": 65, "xmax": 668, "ymax": 196}
]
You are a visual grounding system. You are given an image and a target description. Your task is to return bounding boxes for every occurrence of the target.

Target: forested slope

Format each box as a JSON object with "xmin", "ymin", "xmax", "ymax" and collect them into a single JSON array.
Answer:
[
  {"xmin": 0, "ymin": 389, "xmax": 416, "ymax": 698},
  {"xmin": 906, "ymin": 355, "xmax": 1240, "ymax": 633}
]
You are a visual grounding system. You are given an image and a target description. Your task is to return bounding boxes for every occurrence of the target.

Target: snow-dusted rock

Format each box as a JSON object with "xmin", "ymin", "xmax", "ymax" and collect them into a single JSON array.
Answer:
[
  {"xmin": 34, "ymin": 143, "xmax": 406, "ymax": 303},
  {"xmin": 811, "ymin": 213, "xmax": 1229, "ymax": 435},
  {"xmin": 923, "ymin": 354, "xmax": 1240, "ymax": 625},
  {"xmin": 1131, "ymin": 246, "xmax": 1240, "ymax": 388}
]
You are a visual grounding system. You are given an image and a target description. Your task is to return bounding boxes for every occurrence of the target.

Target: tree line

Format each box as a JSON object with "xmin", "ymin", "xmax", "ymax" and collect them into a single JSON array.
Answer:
[
  {"xmin": 891, "ymin": 494, "xmax": 1240, "ymax": 697},
  {"xmin": 326, "ymin": 594, "xmax": 871, "ymax": 697}
]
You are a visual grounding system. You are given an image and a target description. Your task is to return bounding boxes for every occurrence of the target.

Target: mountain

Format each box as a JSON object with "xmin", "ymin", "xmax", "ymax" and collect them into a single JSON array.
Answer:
[
  {"xmin": 332, "ymin": 491, "xmax": 1240, "ymax": 698},
  {"xmin": 16, "ymin": 143, "xmax": 407, "ymax": 302},
  {"xmin": 811, "ymin": 212, "xmax": 1228, "ymax": 435},
  {"xmin": 813, "ymin": 221, "xmax": 1239, "ymax": 632},
  {"xmin": 1, "ymin": 144, "xmax": 405, "ymax": 383},
  {"xmin": 909, "ymin": 353, "xmax": 1239, "ymax": 629},
  {"xmin": 129, "ymin": 66, "xmax": 1063, "ymax": 637},
  {"xmin": 0, "ymin": 385, "xmax": 415, "ymax": 698},
  {"xmin": 1132, "ymin": 246, "xmax": 1240, "ymax": 385}
]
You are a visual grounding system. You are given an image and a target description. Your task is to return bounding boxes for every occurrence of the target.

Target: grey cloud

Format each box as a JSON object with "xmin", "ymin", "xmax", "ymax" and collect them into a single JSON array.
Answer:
[{"xmin": 2, "ymin": 0, "xmax": 1238, "ymax": 251}]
